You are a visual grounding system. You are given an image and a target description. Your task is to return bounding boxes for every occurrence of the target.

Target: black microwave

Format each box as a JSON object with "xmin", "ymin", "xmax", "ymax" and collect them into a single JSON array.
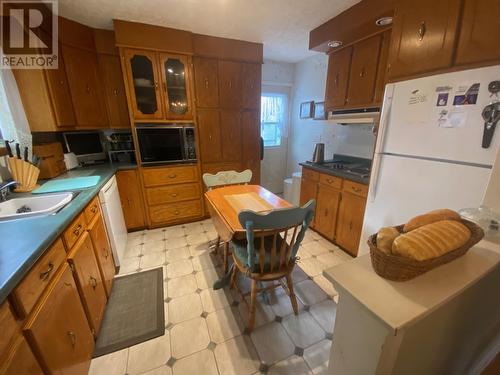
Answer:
[{"xmin": 136, "ymin": 124, "xmax": 196, "ymax": 165}]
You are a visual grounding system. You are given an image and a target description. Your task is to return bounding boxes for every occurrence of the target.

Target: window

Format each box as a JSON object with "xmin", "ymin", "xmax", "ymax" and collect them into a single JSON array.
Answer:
[{"xmin": 261, "ymin": 94, "xmax": 286, "ymax": 147}]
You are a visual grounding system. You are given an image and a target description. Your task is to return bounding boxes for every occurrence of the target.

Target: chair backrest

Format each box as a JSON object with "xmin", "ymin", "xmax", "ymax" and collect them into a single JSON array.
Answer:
[
  {"xmin": 238, "ymin": 199, "xmax": 315, "ymax": 274},
  {"xmin": 202, "ymin": 169, "xmax": 253, "ymax": 190}
]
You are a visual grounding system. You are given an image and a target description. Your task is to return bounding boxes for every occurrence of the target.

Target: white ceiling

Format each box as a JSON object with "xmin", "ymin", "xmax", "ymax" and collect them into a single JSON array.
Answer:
[{"xmin": 57, "ymin": 0, "xmax": 360, "ymax": 63}]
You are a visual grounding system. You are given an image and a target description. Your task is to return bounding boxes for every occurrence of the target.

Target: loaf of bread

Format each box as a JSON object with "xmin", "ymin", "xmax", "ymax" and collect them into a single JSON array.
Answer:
[
  {"xmin": 393, "ymin": 220, "xmax": 471, "ymax": 261},
  {"xmin": 377, "ymin": 227, "xmax": 400, "ymax": 254},
  {"xmin": 403, "ymin": 209, "xmax": 461, "ymax": 232}
]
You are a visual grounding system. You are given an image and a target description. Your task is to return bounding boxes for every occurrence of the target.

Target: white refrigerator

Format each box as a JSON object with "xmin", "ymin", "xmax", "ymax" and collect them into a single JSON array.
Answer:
[{"xmin": 359, "ymin": 65, "xmax": 500, "ymax": 255}]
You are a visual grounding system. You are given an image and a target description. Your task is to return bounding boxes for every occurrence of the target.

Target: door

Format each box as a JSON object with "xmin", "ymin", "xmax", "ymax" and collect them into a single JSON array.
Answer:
[
  {"xmin": 123, "ymin": 49, "xmax": 163, "ymax": 119},
  {"xmin": 98, "ymin": 54, "xmax": 130, "ymax": 128},
  {"xmin": 193, "ymin": 57, "xmax": 219, "ymax": 108},
  {"xmin": 455, "ymin": 0, "xmax": 500, "ymax": 66},
  {"xmin": 116, "ymin": 169, "xmax": 146, "ymax": 230},
  {"xmin": 197, "ymin": 109, "xmax": 222, "ymax": 163},
  {"xmin": 62, "ymin": 45, "xmax": 108, "ymax": 127},
  {"xmin": 241, "ymin": 110, "xmax": 261, "ymax": 184},
  {"xmin": 159, "ymin": 53, "xmax": 193, "ymax": 120},
  {"xmin": 241, "ymin": 63, "xmax": 261, "ymax": 109},
  {"xmin": 67, "ymin": 232, "xmax": 107, "ymax": 336},
  {"xmin": 315, "ymin": 184, "xmax": 341, "ymax": 241},
  {"xmin": 24, "ymin": 264, "xmax": 94, "ymax": 375},
  {"xmin": 336, "ymin": 192, "xmax": 366, "ymax": 256},
  {"xmin": 88, "ymin": 213, "xmax": 115, "ymax": 298},
  {"xmin": 325, "ymin": 46, "xmax": 352, "ymax": 110},
  {"xmin": 387, "ymin": 0, "xmax": 461, "ymax": 79},
  {"xmin": 220, "ymin": 110, "xmax": 242, "ymax": 162},
  {"xmin": 218, "ymin": 60, "xmax": 242, "ymax": 108},
  {"xmin": 346, "ymin": 35, "xmax": 381, "ymax": 107},
  {"xmin": 260, "ymin": 89, "xmax": 290, "ymax": 193}
]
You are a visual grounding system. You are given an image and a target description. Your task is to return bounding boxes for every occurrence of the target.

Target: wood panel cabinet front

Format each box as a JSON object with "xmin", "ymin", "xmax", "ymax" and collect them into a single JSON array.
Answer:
[
  {"xmin": 299, "ymin": 173, "xmax": 319, "ymax": 228},
  {"xmin": 149, "ymin": 199, "xmax": 203, "ymax": 225},
  {"xmin": 373, "ymin": 30, "xmax": 391, "ymax": 105},
  {"xmin": 193, "ymin": 57, "xmax": 220, "ymax": 108},
  {"xmin": 387, "ymin": 0, "xmax": 461, "ymax": 79},
  {"xmin": 116, "ymin": 169, "xmax": 146, "ymax": 230},
  {"xmin": 241, "ymin": 110, "xmax": 261, "ymax": 184},
  {"xmin": 67, "ymin": 232, "xmax": 107, "ymax": 336},
  {"xmin": 62, "ymin": 44, "xmax": 108, "ymax": 127},
  {"xmin": 142, "ymin": 165, "xmax": 199, "ymax": 187},
  {"xmin": 346, "ymin": 35, "xmax": 381, "ymax": 107},
  {"xmin": 241, "ymin": 63, "xmax": 261, "ymax": 109},
  {"xmin": 336, "ymin": 192, "xmax": 366, "ymax": 256},
  {"xmin": 0, "ymin": 301, "xmax": 20, "ymax": 364},
  {"xmin": 325, "ymin": 46, "xmax": 352, "ymax": 110},
  {"xmin": 455, "ymin": 0, "xmax": 500, "ymax": 66},
  {"xmin": 146, "ymin": 183, "xmax": 201, "ymax": 205},
  {"xmin": 220, "ymin": 110, "xmax": 242, "ymax": 162},
  {"xmin": 197, "ymin": 110, "xmax": 222, "ymax": 163},
  {"xmin": 315, "ymin": 185, "xmax": 341, "ymax": 241},
  {"xmin": 0, "ymin": 336, "xmax": 43, "ymax": 375},
  {"xmin": 24, "ymin": 264, "xmax": 94, "ymax": 375},
  {"xmin": 63, "ymin": 212, "xmax": 87, "ymax": 251},
  {"xmin": 218, "ymin": 61, "xmax": 242, "ymax": 108},
  {"xmin": 88, "ymin": 213, "xmax": 115, "ymax": 298}
]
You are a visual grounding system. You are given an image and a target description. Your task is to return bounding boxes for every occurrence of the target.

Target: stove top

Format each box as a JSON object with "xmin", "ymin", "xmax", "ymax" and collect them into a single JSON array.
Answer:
[{"xmin": 311, "ymin": 160, "xmax": 371, "ymax": 178}]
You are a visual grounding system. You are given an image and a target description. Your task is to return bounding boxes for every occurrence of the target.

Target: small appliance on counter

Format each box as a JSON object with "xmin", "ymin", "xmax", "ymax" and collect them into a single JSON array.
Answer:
[
  {"xmin": 63, "ymin": 152, "xmax": 79, "ymax": 170},
  {"xmin": 63, "ymin": 131, "xmax": 106, "ymax": 166},
  {"xmin": 312, "ymin": 143, "xmax": 325, "ymax": 164}
]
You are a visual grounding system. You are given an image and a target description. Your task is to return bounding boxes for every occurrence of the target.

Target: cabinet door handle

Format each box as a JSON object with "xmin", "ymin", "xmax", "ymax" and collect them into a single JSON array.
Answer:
[
  {"xmin": 359, "ymin": 67, "xmax": 366, "ymax": 78},
  {"xmin": 209, "ymin": 134, "xmax": 212, "ymax": 141},
  {"xmin": 174, "ymin": 210, "xmax": 180, "ymax": 215},
  {"xmin": 113, "ymin": 89, "xmax": 118, "ymax": 96},
  {"xmin": 39, "ymin": 262, "xmax": 54, "ymax": 281},
  {"xmin": 59, "ymin": 80, "xmax": 65, "ymax": 85},
  {"xmin": 90, "ymin": 205, "xmax": 97, "ymax": 214},
  {"xmin": 103, "ymin": 248, "xmax": 109, "ymax": 259},
  {"xmin": 67, "ymin": 331, "xmax": 76, "ymax": 347},
  {"xmin": 85, "ymin": 85, "xmax": 91, "ymax": 93},
  {"xmin": 204, "ymin": 78, "xmax": 209, "ymax": 89},
  {"xmin": 352, "ymin": 187, "xmax": 362, "ymax": 193},
  {"xmin": 73, "ymin": 224, "xmax": 82, "ymax": 236},
  {"xmin": 154, "ymin": 81, "xmax": 159, "ymax": 89},
  {"xmin": 90, "ymin": 276, "xmax": 97, "ymax": 289},
  {"xmin": 168, "ymin": 174, "xmax": 177, "ymax": 179},
  {"xmin": 334, "ymin": 73, "xmax": 339, "ymax": 85},
  {"xmin": 417, "ymin": 21, "xmax": 426, "ymax": 41},
  {"xmin": 228, "ymin": 80, "xmax": 232, "ymax": 89},
  {"xmin": 171, "ymin": 193, "xmax": 178, "ymax": 197},
  {"xmin": 349, "ymin": 221, "xmax": 353, "ymax": 231}
]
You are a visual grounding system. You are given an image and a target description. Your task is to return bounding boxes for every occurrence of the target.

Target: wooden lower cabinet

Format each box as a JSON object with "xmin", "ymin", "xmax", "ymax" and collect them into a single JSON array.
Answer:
[
  {"xmin": 87, "ymin": 212, "xmax": 115, "ymax": 298},
  {"xmin": 0, "ymin": 337, "xmax": 43, "ymax": 375},
  {"xmin": 116, "ymin": 169, "xmax": 146, "ymax": 230},
  {"xmin": 67, "ymin": 232, "xmax": 107, "ymax": 336},
  {"xmin": 335, "ymin": 191, "xmax": 367, "ymax": 256},
  {"xmin": 24, "ymin": 264, "xmax": 94, "ymax": 375},
  {"xmin": 315, "ymin": 185, "xmax": 341, "ymax": 241},
  {"xmin": 299, "ymin": 172, "xmax": 319, "ymax": 228},
  {"xmin": 149, "ymin": 199, "xmax": 203, "ymax": 226}
]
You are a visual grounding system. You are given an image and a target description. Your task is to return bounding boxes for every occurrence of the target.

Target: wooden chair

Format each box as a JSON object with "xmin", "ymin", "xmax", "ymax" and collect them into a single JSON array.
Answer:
[
  {"xmin": 202, "ymin": 169, "xmax": 253, "ymax": 272},
  {"xmin": 230, "ymin": 199, "xmax": 315, "ymax": 331}
]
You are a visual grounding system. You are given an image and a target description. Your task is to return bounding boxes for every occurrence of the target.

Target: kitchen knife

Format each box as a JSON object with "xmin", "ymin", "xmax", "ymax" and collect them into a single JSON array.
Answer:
[
  {"xmin": 23, "ymin": 146, "xmax": 29, "ymax": 162},
  {"xmin": 15, "ymin": 143, "xmax": 21, "ymax": 159},
  {"xmin": 4, "ymin": 141, "xmax": 13, "ymax": 157}
]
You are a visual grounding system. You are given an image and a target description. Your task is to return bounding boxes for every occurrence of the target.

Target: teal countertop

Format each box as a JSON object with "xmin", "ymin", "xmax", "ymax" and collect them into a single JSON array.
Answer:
[{"xmin": 0, "ymin": 163, "xmax": 136, "ymax": 305}]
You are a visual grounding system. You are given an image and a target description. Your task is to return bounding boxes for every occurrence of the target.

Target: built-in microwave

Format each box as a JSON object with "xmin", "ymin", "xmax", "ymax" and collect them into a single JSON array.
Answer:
[{"xmin": 136, "ymin": 124, "xmax": 196, "ymax": 165}]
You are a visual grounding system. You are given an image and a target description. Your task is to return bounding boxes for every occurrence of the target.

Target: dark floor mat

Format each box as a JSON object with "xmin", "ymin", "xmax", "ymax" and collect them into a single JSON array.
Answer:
[{"xmin": 93, "ymin": 267, "xmax": 164, "ymax": 357}]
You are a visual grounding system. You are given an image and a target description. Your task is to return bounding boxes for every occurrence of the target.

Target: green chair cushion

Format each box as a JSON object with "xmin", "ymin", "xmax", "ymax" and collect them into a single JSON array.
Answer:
[{"xmin": 231, "ymin": 235, "xmax": 291, "ymax": 272}]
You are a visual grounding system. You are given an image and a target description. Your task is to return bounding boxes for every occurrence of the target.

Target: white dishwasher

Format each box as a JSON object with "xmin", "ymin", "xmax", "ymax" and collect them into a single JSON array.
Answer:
[{"xmin": 99, "ymin": 175, "xmax": 127, "ymax": 267}]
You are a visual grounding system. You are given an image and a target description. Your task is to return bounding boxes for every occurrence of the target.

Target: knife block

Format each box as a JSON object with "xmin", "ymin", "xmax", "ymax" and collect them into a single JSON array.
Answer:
[{"xmin": 8, "ymin": 157, "xmax": 40, "ymax": 192}]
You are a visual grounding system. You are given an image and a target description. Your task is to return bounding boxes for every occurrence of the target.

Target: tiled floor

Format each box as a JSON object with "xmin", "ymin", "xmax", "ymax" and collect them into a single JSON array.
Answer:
[{"xmin": 89, "ymin": 220, "xmax": 351, "ymax": 375}]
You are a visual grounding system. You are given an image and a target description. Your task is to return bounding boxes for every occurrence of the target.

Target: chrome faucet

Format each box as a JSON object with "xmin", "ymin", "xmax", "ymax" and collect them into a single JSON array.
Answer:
[{"xmin": 0, "ymin": 180, "xmax": 19, "ymax": 202}]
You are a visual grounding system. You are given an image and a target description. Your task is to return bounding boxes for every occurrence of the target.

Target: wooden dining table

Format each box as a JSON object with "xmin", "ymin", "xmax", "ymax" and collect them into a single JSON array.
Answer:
[{"xmin": 205, "ymin": 185, "xmax": 292, "ymax": 243}]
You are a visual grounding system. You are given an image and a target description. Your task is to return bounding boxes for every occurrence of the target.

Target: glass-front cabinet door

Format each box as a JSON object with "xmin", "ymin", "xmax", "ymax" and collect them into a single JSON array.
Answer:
[
  {"xmin": 159, "ymin": 53, "xmax": 193, "ymax": 120},
  {"xmin": 124, "ymin": 49, "xmax": 163, "ymax": 119}
]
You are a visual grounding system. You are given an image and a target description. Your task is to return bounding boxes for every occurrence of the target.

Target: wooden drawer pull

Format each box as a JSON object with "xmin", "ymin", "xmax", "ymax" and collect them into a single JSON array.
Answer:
[
  {"xmin": 352, "ymin": 187, "xmax": 362, "ymax": 193},
  {"xmin": 90, "ymin": 205, "xmax": 97, "ymax": 213},
  {"xmin": 90, "ymin": 276, "xmax": 97, "ymax": 290},
  {"xmin": 171, "ymin": 193, "xmax": 178, "ymax": 197},
  {"xmin": 418, "ymin": 21, "xmax": 426, "ymax": 41},
  {"xmin": 174, "ymin": 210, "xmax": 180, "ymax": 215},
  {"xmin": 103, "ymin": 248, "xmax": 109, "ymax": 259},
  {"xmin": 67, "ymin": 331, "xmax": 76, "ymax": 347},
  {"xmin": 73, "ymin": 224, "xmax": 82, "ymax": 236},
  {"xmin": 168, "ymin": 174, "xmax": 177, "ymax": 179},
  {"xmin": 39, "ymin": 262, "xmax": 54, "ymax": 281},
  {"xmin": 204, "ymin": 78, "xmax": 209, "ymax": 88}
]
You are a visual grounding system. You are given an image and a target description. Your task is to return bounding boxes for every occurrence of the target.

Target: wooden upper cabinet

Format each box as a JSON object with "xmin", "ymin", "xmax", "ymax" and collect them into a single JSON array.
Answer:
[
  {"xmin": 62, "ymin": 45, "xmax": 108, "ymax": 127},
  {"xmin": 116, "ymin": 169, "xmax": 146, "ymax": 230},
  {"xmin": 455, "ymin": 0, "xmax": 500, "ymax": 66},
  {"xmin": 220, "ymin": 110, "xmax": 242, "ymax": 162},
  {"xmin": 387, "ymin": 0, "xmax": 461, "ymax": 79},
  {"xmin": 373, "ymin": 30, "xmax": 391, "ymax": 105},
  {"xmin": 241, "ymin": 63, "xmax": 261, "ymax": 109},
  {"xmin": 218, "ymin": 61, "xmax": 242, "ymax": 108},
  {"xmin": 24, "ymin": 264, "xmax": 94, "ymax": 375},
  {"xmin": 193, "ymin": 57, "xmax": 219, "ymax": 108},
  {"xmin": 336, "ymin": 191, "xmax": 366, "ymax": 256},
  {"xmin": 325, "ymin": 46, "xmax": 352, "ymax": 110},
  {"xmin": 98, "ymin": 54, "xmax": 130, "ymax": 128},
  {"xmin": 123, "ymin": 49, "xmax": 163, "ymax": 119},
  {"xmin": 315, "ymin": 184, "xmax": 341, "ymax": 241},
  {"xmin": 197, "ymin": 110, "xmax": 222, "ymax": 163},
  {"xmin": 346, "ymin": 35, "xmax": 381, "ymax": 107},
  {"xmin": 159, "ymin": 53, "xmax": 194, "ymax": 120}
]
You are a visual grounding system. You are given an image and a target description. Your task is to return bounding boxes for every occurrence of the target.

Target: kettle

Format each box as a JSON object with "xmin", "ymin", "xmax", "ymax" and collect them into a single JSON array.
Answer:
[{"xmin": 312, "ymin": 143, "xmax": 325, "ymax": 164}]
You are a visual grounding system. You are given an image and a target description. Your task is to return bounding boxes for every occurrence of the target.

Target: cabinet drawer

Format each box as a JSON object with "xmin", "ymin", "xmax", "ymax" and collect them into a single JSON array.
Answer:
[
  {"xmin": 146, "ymin": 183, "xmax": 201, "ymax": 206},
  {"xmin": 11, "ymin": 238, "xmax": 66, "ymax": 318},
  {"xmin": 302, "ymin": 168, "xmax": 319, "ymax": 182},
  {"xmin": 84, "ymin": 196, "xmax": 100, "ymax": 224},
  {"xmin": 319, "ymin": 174, "xmax": 343, "ymax": 189},
  {"xmin": 142, "ymin": 165, "xmax": 199, "ymax": 187},
  {"xmin": 63, "ymin": 213, "xmax": 86, "ymax": 250},
  {"xmin": 0, "ymin": 301, "xmax": 20, "ymax": 362},
  {"xmin": 343, "ymin": 180, "xmax": 368, "ymax": 197},
  {"xmin": 149, "ymin": 199, "xmax": 203, "ymax": 225},
  {"xmin": 0, "ymin": 336, "xmax": 43, "ymax": 375}
]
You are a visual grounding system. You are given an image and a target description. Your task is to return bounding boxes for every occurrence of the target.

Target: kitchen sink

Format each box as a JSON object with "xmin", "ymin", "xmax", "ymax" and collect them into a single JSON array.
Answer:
[{"xmin": 0, "ymin": 192, "xmax": 75, "ymax": 222}]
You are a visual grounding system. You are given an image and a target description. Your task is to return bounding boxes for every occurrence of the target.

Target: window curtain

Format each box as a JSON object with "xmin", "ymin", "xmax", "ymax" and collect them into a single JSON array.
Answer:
[{"xmin": 261, "ymin": 94, "xmax": 288, "ymax": 137}]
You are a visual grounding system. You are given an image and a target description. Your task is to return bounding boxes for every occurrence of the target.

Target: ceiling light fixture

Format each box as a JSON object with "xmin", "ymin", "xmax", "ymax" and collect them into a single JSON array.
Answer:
[
  {"xmin": 375, "ymin": 16, "xmax": 393, "ymax": 26},
  {"xmin": 327, "ymin": 40, "xmax": 343, "ymax": 48}
]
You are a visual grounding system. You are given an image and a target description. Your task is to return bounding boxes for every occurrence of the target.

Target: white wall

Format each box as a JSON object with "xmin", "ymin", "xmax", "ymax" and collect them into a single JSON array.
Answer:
[
  {"xmin": 262, "ymin": 59, "xmax": 294, "ymax": 86},
  {"xmin": 287, "ymin": 54, "xmax": 375, "ymax": 176}
]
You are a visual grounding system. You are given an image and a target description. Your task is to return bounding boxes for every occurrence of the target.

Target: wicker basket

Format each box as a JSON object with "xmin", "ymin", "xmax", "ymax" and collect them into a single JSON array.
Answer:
[{"xmin": 367, "ymin": 219, "xmax": 484, "ymax": 281}]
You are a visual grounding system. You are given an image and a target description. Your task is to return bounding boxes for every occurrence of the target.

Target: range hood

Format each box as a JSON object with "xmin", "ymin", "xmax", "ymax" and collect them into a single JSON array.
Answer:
[{"xmin": 328, "ymin": 107, "xmax": 380, "ymax": 125}]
